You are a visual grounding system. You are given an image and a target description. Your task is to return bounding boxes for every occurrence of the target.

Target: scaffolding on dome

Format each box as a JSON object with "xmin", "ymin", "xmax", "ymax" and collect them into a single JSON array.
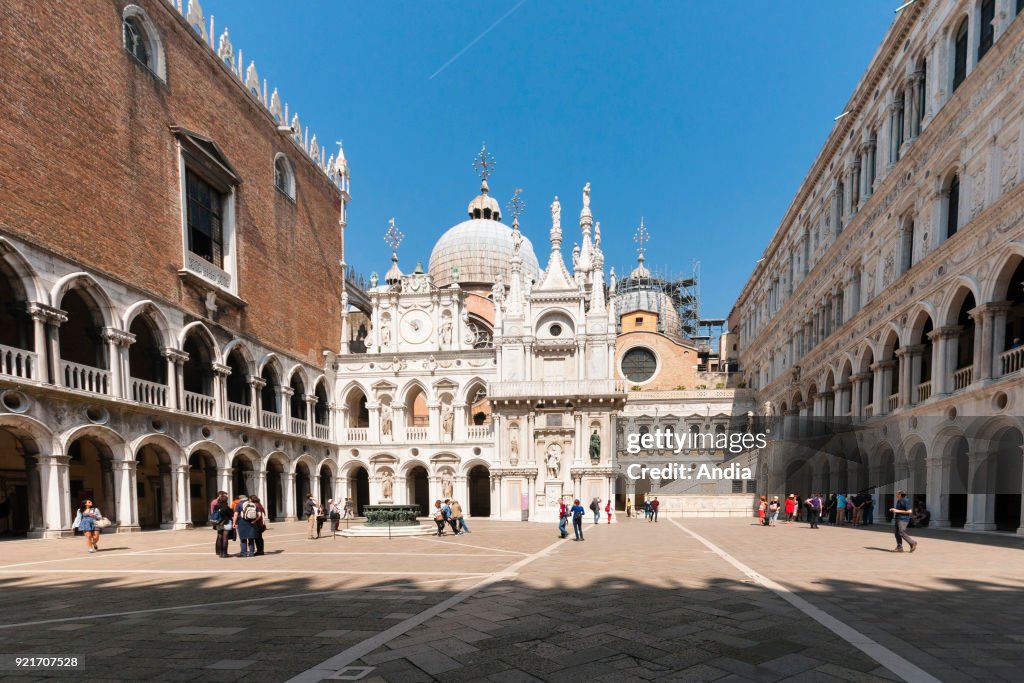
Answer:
[{"xmin": 613, "ymin": 260, "xmax": 701, "ymax": 339}]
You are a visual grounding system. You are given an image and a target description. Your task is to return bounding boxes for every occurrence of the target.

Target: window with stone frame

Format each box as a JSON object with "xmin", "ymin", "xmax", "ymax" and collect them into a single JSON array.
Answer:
[
  {"xmin": 185, "ymin": 170, "xmax": 224, "ymax": 268},
  {"xmin": 121, "ymin": 5, "xmax": 166, "ymax": 82},
  {"xmin": 953, "ymin": 18, "xmax": 969, "ymax": 92},
  {"xmin": 978, "ymin": 0, "xmax": 995, "ymax": 63},
  {"xmin": 946, "ymin": 173, "xmax": 960, "ymax": 239}
]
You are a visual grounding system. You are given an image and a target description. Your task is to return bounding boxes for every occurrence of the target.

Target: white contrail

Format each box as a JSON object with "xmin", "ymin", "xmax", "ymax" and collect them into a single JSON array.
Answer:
[{"xmin": 428, "ymin": 0, "xmax": 528, "ymax": 80}]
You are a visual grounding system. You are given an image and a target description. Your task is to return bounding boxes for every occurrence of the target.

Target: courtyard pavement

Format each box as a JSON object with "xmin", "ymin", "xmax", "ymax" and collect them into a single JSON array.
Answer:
[{"xmin": 0, "ymin": 515, "xmax": 1020, "ymax": 682}]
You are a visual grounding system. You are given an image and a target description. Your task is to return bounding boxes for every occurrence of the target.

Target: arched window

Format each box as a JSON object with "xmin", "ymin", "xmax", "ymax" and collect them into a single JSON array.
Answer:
[
  {"xmin": 953, "ymin": 18, "xmax": 969, "ymax": 92},
  {"xmin": 946, "ymin": 173, "xmax": 960, "ymax": 239},
  {"xmin": 121, "ymin": 6, "xmax": 166, "ymax": 81},
  {"xmin": 273, "ymin": 154, "xmax": 295, "ymax": 199},
  {"xmin": 978, "ymin": 0, "xmax": 995, "ymax": 63}
]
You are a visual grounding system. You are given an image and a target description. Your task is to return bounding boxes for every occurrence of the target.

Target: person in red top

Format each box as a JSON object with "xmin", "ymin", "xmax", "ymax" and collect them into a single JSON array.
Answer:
[
  {"xmin": 605, "ymin": 500, "xmax": 612, "ymax": 524},
  {"xmin": 558, "ymin": 498, "xmax": 569, "ymax": 539},
  {"xmin": 784, "ymin": 494, "xmax": 796, "ymax": 524}
]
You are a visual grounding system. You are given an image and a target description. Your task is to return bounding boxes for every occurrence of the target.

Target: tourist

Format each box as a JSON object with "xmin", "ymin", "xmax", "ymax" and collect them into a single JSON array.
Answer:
[
  {"xmin": 432, "ymin": 500, "xmax": 446, "ymax": 536},
  {"xmin": 835, "ymin": 492, "xmax": 846, "ymax": 526},
  {"xmin": 315, "ymin": 500, "xmax": 326, "ymax": 538},
  {"xmin": 251, "ymin": 495, "xmax": 267, "ymax": 555},
  {"xmin": 862, "ymin": 493, "xmax": 875, "ymax": 525},
  {"xmin": 233, "ymin": 494, "xmax": 258, "ymax": 557},
  {"xmin": 643, "ymin": 499, "xmax": 652, "ymax": 521},
  {"xmin": 826, "ymin": 494, "xmax": 837, "ymax": 525},
  {"xmin": 605, "ymin": 500, "xmax": 612, "ymax": 524},
  {"xmin": 784, "ymin": 494, "xmax": 796, "ymax": 524},
  {"xmin": 847, "ymin": 493, "xmax": 857, "ymax": 525},
  {"xmin": 303, "ymin": 494, "xmax": 316, "ymax": 539},
  {"xmin": 911, "ymin": 500, "xmax": 930, "ymax": 528},
  {"xmin": 794, "ymin": 494, "xmax": 803, "ymax": 522},
  {"xmin": 590, "ymin": 497, "xmax": 601, "ymax": 524},
  {"xmin": 651, "ymin": 497, "xmax": 660, "ymax": 522},
  {"xmin": 768, "ymin": 496, "xmax": 780, "ymax": 526},
  {"xmin": 209, "ymin": 490, "xmax": 227, "ymax": 521},
  {"xmin": 757, "ymin": 496, "xmax": 767, "ymax": 526},
  {"xmin": 558, "ymin": 498, "xmax": 569, "ymax": 538},
  {"xmin": 889, "ymin": 490, "xmax": 918, "ymax": 552},
  {"xmin": 211, "ymin": 492, "xmax": 233, "ymax": 557},
  {"xmin": 806, "ymin": 492, "xmax": 822, "ymax": 529},
  {"xmin": 328, "ymin": 498, "xmax": 341, "ymax": 534},
  {"xmin": 342, "ymin": 497, "xmax": 355, "ymax": 519},
  {"xmin": 451, "ymin": 500, "xmax": 470, "ymax": 534},
  {"xmin": 625, "ymin": 498, "xmax": 632, "ymax": 518},
  {"xmin": 570, "ymin": 499, "xmax": 586, "ymax": 541},
  {"xmin": 445, "ymin": 499, "xmax": 459, "ymax": 535},
  {"xmin": 74, "ymin": 499, "xmax": 102, "ymax": 553}
]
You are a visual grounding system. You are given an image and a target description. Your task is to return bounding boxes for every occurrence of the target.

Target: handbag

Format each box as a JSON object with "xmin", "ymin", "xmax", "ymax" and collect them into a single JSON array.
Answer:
[
  {"xmin": 96, "ymin": 516, "xmax": 112, "ymax": 529},
  {"xmin": 228, "ymin": 528, "xmax": 237, "ymax": 541}
]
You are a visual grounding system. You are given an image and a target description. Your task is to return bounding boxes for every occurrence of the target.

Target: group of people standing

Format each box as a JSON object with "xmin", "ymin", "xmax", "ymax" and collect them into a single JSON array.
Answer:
[
  {"xmin": 622, "ymin": 497, "xmax": 659, "ymax": 521},
  {"xmin": 432, "ymin": 498, "xmax": 470, "ymax": 536},
  {"xmin": 210, "ymin": 491, "xmax": 267, "ymax": 557},
  {"xmin": 303, "ymin": 494, "xmax": 355, "ymax": 539},
  {"xmin": 559, "ymin": 498, "xmax": 589, "ymax": 540}
]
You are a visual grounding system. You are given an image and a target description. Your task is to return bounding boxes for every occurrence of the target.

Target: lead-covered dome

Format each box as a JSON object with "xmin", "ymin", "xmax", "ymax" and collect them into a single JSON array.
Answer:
[{"xmin": 429, "ymin": 218, "xmax": 541, "ymax": 289}]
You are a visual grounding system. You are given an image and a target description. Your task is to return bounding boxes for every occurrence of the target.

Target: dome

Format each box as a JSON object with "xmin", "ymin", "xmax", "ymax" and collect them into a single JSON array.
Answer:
[
  {"xmin": 616, "ymin": 287, "xmax": 682, "ymax": 337},
  {"xmin": 429, "ymin": 219, "xmax": 541, "ymax": 289}
]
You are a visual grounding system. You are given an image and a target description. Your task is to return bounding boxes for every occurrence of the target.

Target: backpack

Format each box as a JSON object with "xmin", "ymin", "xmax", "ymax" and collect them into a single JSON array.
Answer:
[
  {"xmin": 572, "ymin": 508, "xmax": 584, "ymax": 520},
  {"xmin": 589, "ymin": 500, "xmax": 598, "ymax": 511},
  {"xmin": 242, "ymin": 501, "xmax": 259, "ymax": 521},
  {"xmin": 210, "ymin": 506, "xmax": 223, "ymax": 524}
]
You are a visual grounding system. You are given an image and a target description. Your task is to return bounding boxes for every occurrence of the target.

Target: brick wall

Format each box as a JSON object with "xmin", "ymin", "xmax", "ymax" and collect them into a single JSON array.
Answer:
[{"xmin": 0, "ymin": 0, "xmax": 343, "ymax": 366}]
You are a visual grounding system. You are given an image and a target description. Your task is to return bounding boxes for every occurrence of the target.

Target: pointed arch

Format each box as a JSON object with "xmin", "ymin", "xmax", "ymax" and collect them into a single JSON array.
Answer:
[
  {"xmin": 0, "ymin": 237, "xmax": 45, "ymax": 303},
  {"xmin": 178, "ymin": 321, "xmax": 219, "ymax": 352},
  {"xmin": 52, "ymin": 272, "xmax": 117, "ymax": 329},
  {"xmin": 939, "ymin": 277, "xmax": 981, "ymax": 327},
  {"xmin": 123, "ymin": 300, "xmax": 173, "ymax": 348}
]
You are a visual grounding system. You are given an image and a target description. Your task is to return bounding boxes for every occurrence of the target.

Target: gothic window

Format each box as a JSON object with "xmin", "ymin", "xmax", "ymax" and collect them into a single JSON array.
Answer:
[
  {"xmin": 893, "ymin": 93, "xmax": 905, "ymax": 161},
  {"xmin": 274, "ymin": 154, "xmax": 295, "ymax": 199},
  {"xmin": 621, "ymin": 347, "xmax": 657, "ymax": 384},
  {"xmin": 900, "ymin": 216, "xmax": 915, "ymax": 274},
  {"xmin": 915, "ymin": 60, "xmax": 927, "ymax": 132},
  {"xmin": 953, "ymin": 18, "xmax": 969, "ymax": 92},
  {"xmin": 186, "ymin": 170, "xmax": 225, "ymax": 268},
  {"xmin": 946, "ymin": 173, "xmax": 961, "ymax": 239},
  {"xmin": 121, "ymin": 6, "xmax": 165, "ymax": 81},
  {"xmin": 978, "ymin": 0, "xmax": 995, "ymax": 62}
]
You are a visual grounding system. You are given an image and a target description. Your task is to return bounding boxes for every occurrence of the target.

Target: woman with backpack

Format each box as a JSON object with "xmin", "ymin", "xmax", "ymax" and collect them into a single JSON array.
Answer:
[
  {"xmin": 211, "ymin": 492, "xmax": 233, "ymax": 557},
  {"xmin": 234, "ymin": 495, "xmax": 258, "ymax": 557},
  {"xmin": 570, "ymin": 499, "xmax": 586, "ymax": 540}
]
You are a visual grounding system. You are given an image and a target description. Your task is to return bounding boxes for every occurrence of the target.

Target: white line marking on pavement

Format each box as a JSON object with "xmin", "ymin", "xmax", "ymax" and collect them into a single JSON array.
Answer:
[
  {"xmin": 0, "ymin": 576, "xmax": 475, "ymax": 630},
  {"xmin": 669, "ymin": 520, "xmax": 941, "ymax": 683},
  {"xmin": 140, "ymin": 551, "xmax": 518, "ymax": 558},
  {"xmin": 408, "ymin": 535, "xmax": 527, "ymax": 555},
  {"xmin": 284, "ymin": 529, "xmax": 603, "ymax": 683}
]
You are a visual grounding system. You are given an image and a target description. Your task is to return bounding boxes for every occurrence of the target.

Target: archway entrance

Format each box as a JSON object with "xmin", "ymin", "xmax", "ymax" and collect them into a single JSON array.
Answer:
[
  {"xmin": 993, "ymin": 427, "xmax": 1023, "ymax": 532},
  {"xmin": 468, "ymin": 465, "xmax": 490, "ymax": 517},
  {"xmin": 408, "ymin": 466, "xmax": 429, "ymax": 516},
  {"xmin": 136, "ymin": 444, "xmax": 172, "ymax": 529},
  {"xmin": 231, "ymin": 455, "xmax": 255, "ymax": 500},
  {"xmin": 0, "ymin": 427, "xmax": 42, "ymax": 536},
  {"xmin": 188, "ymin": 451, "xmax": 217, "ymax": 525},
  {"xmin": 266, "ymin": 456, "xmax": 285, "ymax": 521},
  {"xmin": 353, "ymin": 466, "xmax": 369, "ymax": 516},
  {"xmin": 319, "ymin": 464, "xmax": 334, "ymax": 505},
  {"xmin": 948, "ymin": 436, "xmax": 969, "ymax": 528},
  {"xmin": 295, "ymin": 462, "xmax": 311, "ymax": 512},
  {"xmin": 68, "ymin": 436, "xmax": 118, "ymax": 526}
]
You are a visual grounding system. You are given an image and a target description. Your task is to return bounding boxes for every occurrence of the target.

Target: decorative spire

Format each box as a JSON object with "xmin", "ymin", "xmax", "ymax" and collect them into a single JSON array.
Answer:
[
  {"xmin": 473, "ymin": 143, "xmax": 496, "ymax": 194},
  {"xmin": 550, "ymin": 195, "xmax": 562, "ymax": 247},
  {"xmin": 507, "ymin": 187, "xmax": 524, "ymax": 223},
  {"xmin": 578, "ymin": 182, "xmax": 593, "ymax": 276},
  {"xmin": 384, "ymin": 217, "xmax": 404, "ymax": 284},
  {"xmin": 631, "ymin": 218, "xmax": 651, "ymax": 279},
  {"xmin": 506, "ymin": 189, "xmax": 525, "ymax": 316}
]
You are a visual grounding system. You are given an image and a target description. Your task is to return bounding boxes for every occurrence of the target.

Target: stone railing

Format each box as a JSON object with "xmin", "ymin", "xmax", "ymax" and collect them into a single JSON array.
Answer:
[
  {"xmin": 1000, "ymin": 346, "xmax": 1024, "ymax": 375},
  {"xmin": 226, "ymin": 401, "xmax": 251, "ymax": 424},
  {"xmin": 887, "ymin": 393, "xmax": 898, "ymax": 412},
  {"xmin": 916, "ymin": 381, "xmax": 932, "ymax": 404},
  {"xmin": 184, "ymin": 390, "xmax": 215, "ymax": 417},
  {"xmin": 488, "ymin": 379, "xmax": 626, "ymax": 399},
  {"xmin": 290, "ymin": 417, "xmax": 307, "ymax": 435},
  {"xmin": 262, "ymin": 411, "xmax": 282, "ymax": 431},
  {"xmin": 406, "ymin": 426, "xmax": 428, "ymax": 441},
  {"xmin": 467, "ymin": 425, "xmax": 492, "ymax": 440},
  {"xmin": 864, "ymin": 404, "xmax": 874, "ymax": 417},
  {"xmin": 953, "ymin": 365, "xmax": 973, "ymax": 391},
  {"xmin": 313, "ymin": 422, "xmax": 330, "ymax": 441},
  {"xmin": 130, "ymin": 377, "xmax": 168, "ymax": 407},
  {"xmin": 0, "ymin": 344, "xmax": 37, "ymax": 381},
  {"xmin": 346, "ymin": 427, "xmax": 368, "ymax": 442},
  {"xmin": 61, "ymin": 360, "xmax": 110, "ymax": 395}
]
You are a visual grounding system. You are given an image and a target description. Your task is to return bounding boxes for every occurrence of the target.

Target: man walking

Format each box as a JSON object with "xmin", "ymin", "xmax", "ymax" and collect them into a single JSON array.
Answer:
[
  {"xmin": 590, "ymin": 497, "xmax": 601, "ymax": 524},
  {"xmin": 651, "ymin": 497, "xmax": 660, "ymax": 522},
  {"xmin": 570, "ymin": 499, "xmax": 586, "ymax": 541},
  {"xmin": 890, "ymin": 490, "xmax": 918, "ymax": 552},
  {"xmin": 303, "ymin": 494, "xmax": 317, "ymax": 539}
]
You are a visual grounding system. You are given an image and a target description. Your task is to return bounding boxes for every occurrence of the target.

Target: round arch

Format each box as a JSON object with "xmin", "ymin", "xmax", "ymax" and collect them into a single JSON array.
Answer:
[
  {"xmin": 60, "ymin": 424, "xmax": 127, "ymax": 461},
  {"xmin": 128, "ymin": 433, "xmax": 185, "ymax": 467}
]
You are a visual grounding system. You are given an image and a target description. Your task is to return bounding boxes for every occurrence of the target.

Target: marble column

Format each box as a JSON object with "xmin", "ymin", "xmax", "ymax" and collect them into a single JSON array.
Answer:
[
  {"xmin": 283, "ymin": 473, "xmax": 297, "ymax": 521},
  {"xmin": 305, "ymin": 395, "xmax": 317, "ymax": 437},
  {"xmin": 965, "ymin": 451, "xmax": 996, "ymax": 531},
  {"xmin": 988, "ymin": 301, "xmax": 1013, "ymax": 378},
  {"xmin": 161, "ymin": 348, "xmax": 188, "ymax": 410},
  {"xmin": 170, "ymin": 463, "xmax": 191, "ymax": 529},
  {"xmin": 895, "ymin": 348, "xmax": 911, "ymax": 408},
  {"xmin": 925, "ymin": 456, "xmax": 950, "ymax": 527},
  {"xmin": 453, "ymin": 401, "xmax": 467, "ymax": 442},
  {"xmin": 248, "ymin": 376, "xmax": 265, "ymax": 428},
  {"xmin": 393, "ymin": 405, "xmax": 407, "ymax": 442},
  {"xmin": 212, "ymin": 363, "xmax": 232, "ymax": 421},
  {"xmin": 34, "ymin": 455, "xmax": 72, "ymax": 539},
  {"xmin": 112, "ymin": 459, "xmax": 140, "ymax": 532},
  {"xmin": 218, "ymin": 468, "xmax": 233, "ymax": 500},
  {"xmin": 427, "ymin": 401, "xmax": 441, "ymax": 442}
]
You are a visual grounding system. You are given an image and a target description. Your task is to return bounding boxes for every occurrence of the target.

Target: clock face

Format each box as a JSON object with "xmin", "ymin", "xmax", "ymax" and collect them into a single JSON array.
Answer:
[{"xmin": 401, "ymin": 310, "xmax": 433, "ymax": 344}]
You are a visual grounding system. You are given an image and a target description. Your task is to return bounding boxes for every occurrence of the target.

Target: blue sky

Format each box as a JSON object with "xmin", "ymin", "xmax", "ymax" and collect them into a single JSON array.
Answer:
[{"xmin": 202, "ymin": 1, "xmax": 895, "ymax": 318}]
